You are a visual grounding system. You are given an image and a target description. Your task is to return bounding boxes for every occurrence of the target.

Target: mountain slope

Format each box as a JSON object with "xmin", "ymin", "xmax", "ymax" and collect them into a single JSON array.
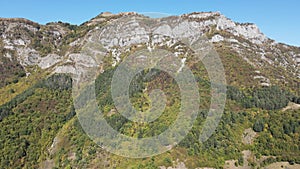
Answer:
[{"xmin": 0, "ymin": 12, "xmax": 299, "ymax": 169}]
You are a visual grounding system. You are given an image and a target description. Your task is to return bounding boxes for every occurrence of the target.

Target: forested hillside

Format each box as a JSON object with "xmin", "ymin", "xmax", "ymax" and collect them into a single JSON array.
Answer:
[{"xmin": 0, "ymin": 12, "xmax": 299, "ymax": 169}]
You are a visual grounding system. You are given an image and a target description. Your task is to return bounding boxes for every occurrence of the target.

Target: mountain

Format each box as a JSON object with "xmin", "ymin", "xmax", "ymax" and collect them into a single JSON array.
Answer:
[{"xmin": 0, "ymin": 12, "xmax": 299, "ymax": 169}]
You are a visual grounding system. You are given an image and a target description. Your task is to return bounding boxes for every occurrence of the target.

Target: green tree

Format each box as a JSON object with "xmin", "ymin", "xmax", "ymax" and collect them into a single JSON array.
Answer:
[{"xmin": 253, "ymin": 119, "xmax": 264, "ymax": 132}]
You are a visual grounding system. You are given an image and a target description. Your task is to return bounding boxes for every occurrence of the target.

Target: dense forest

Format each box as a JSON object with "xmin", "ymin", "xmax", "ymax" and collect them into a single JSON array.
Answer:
[{"xmin": 0, "ymin": 64, "xmax": 299, "ymax": 169}]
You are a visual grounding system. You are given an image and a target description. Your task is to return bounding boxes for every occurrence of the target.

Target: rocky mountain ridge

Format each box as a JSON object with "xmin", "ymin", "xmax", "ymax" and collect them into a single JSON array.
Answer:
[{"xmin": 1, "ymin": 12, "xmax": 299, "ymax": 90}]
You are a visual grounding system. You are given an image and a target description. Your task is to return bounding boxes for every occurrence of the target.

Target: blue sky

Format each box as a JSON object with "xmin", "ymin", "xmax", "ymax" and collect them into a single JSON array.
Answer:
[{"xmin": 0, "ymin": 0, "xmax": 299, "ymax": 46}]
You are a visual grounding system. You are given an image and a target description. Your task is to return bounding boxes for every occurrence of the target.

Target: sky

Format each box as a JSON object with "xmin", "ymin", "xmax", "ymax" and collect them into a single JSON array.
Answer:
[{"xmin": 0, "ymin": 0, "xmax": 299, "ymax": 46}]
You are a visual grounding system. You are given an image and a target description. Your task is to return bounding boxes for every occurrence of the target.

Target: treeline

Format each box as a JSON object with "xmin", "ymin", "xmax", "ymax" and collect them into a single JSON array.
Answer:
[
  {"xmin": 227, "ymin": 86, "xmax": 298, "ymax": 110},
  {"xmin": 95, "ymin": 68, "xmax": 115, "ymax": 107},
  {"xmin": 37, "ymin": 73, "xmax": 72, "ymax": 91},
  {"xmin": 0, "ymin": 73, "xmax": 72, "ymax": 121},
  {"xmin": 0, "ymin": 86, "xmax": 35, "ymax": 121}
]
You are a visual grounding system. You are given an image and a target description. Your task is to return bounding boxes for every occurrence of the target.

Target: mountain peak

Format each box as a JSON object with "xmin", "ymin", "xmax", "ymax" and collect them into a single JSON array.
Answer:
[
  {"xmin": 86, "ymin": 11, "xmax": 140, "ymax": 26},
  {"xmin": 182, "ymin": 11, "xmax": 221, "ymax": 19},
  {"xmin": 0, "ymin": 17, "xmax": 37, "ymax": 24}
]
